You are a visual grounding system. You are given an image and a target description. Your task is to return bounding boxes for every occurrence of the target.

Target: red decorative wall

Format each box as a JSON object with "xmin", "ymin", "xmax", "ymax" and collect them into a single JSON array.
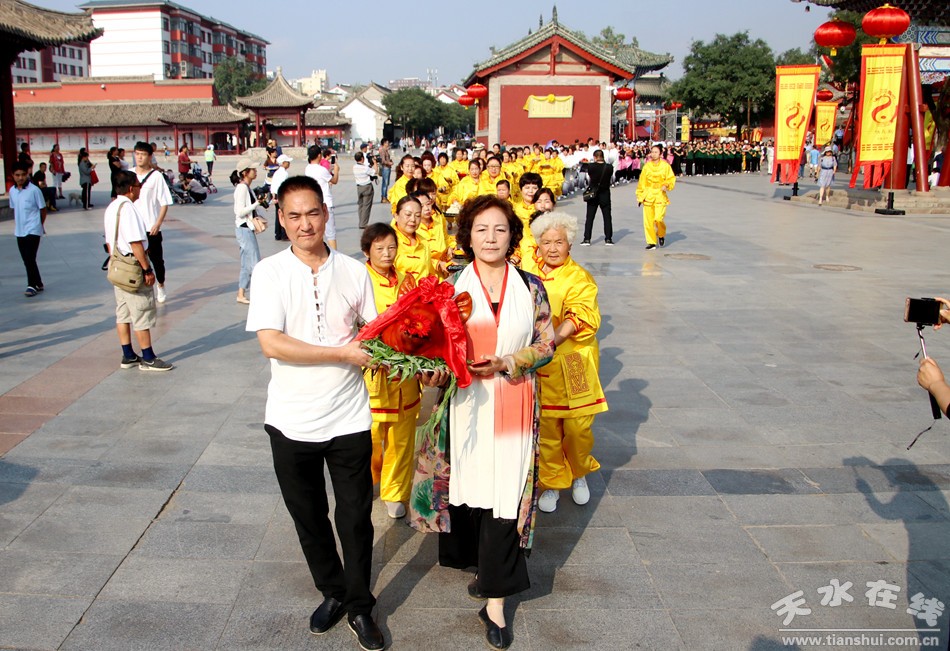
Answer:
[{"xmin": 499, "ymin": 84, "xmax": 601, "ymax": 144}]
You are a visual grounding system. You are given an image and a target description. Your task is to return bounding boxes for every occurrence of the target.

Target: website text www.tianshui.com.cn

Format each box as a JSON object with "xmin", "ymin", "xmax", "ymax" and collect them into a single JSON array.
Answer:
[{"xmin": 780, "ymin": 632, "xmax": 941, "ymax": 647}]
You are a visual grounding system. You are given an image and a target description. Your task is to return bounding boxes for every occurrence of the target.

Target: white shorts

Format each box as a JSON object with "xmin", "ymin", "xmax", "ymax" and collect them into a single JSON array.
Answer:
[{"xmin": 114, "ymin": 285, "xmax": 157, "ymax": 331}]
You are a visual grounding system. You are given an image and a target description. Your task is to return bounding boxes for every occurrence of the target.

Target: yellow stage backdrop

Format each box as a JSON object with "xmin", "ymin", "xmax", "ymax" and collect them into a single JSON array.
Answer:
[
  {"xmin": 772, "ymin": 65, "xmax": 820, "ymax": 184},
  {"xmin": 523, "ymin": 94, "xmax": 574, "ymax": 118},
  {"xmin": 815, "ymin": 102, "xmax": 839, "ymax": 147}
]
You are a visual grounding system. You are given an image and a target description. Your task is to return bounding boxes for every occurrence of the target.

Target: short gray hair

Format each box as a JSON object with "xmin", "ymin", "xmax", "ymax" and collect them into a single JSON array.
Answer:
[{"xmin": 530, "ymin": 210, "xmax": 578, "ymax": 242}]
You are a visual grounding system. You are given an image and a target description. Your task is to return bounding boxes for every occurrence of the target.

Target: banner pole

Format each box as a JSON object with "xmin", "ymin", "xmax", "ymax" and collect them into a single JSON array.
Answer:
[{"xmin": 905, "ymin": 44, "xmax": 929, "ymax": 192}]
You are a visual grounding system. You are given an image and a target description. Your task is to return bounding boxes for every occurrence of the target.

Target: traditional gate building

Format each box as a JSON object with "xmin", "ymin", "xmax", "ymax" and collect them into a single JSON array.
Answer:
[{"xmin": 463, "ymin": 11, "xmax": 671, "ymax": 145}]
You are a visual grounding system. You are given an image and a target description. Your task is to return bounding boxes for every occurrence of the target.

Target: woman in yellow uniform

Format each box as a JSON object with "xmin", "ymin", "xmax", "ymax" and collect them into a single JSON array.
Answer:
[
  {"xmin": 636, "ymin": 143, "xmax": 676, "ymax": 250},
  {"xmin": 410, "ymin": 187, "xmax": 449, "ymax": 277},
  {"xmin": 388, "ymin": 155, "xmax": 417, "ymax": 215},
  {"xmin": 529, "ymin": 211, "xmax": 606, "ymax": 513},
  {"xmin": 538, "ymin": 148, "xmax": 560, "ymax": 198},
  {"xmin": 478, "ymin": 156, "xmax": 508, "ymax": 196},
  {"xmin": 516, "ymin": 187, "xmax": 556, "ymax": 273},
  {"xmin": 432, "ymin": 152, "xmax": 459, "ymax": 211},
  {"xmin": 448, "ymin": 159, "xmax": 484, "ymax": 208},
  {"xmin": 449, "ymin": 147, "xmax": 470, "ymax": 180},
  {"xmin": 510, "ymin": 172, "xmax": 542, "ymax": 270},
  {"xmin": 393, "ymin": 194, "xmax": 435, "ymax": 280},
  {"xmin": 361, "ymin": 223, "xmax": 423, "ymax": 519}
]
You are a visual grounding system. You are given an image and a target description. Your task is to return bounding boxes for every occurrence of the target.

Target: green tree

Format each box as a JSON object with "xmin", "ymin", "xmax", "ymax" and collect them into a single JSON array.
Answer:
[
  {"xmin": 574, "ymin": 26, "xmax": 639, "ymax": 50},
  {"xmin": 776, "ymin": 47, "xmax": 814, "ymax": 66},
  {"xmin": 213, "ymin": 56, "xmax": 266, "ymax": 105},
  {"xmin": 811, "ymin": 10, "xmax": 875, "ymax": 84},
  {"xmin": 442, "ymin": 102, "xmax": 475, "ymax": 136},
  {"xmin": 382, "ymin": 88, "xmax": 445, "ymax": 136},
  {"xmin": 668, "ymin": 32, "xmax": 775, "ymax": 137}
]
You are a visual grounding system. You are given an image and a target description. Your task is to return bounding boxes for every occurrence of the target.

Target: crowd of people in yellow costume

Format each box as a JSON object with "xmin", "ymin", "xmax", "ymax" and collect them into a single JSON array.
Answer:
[{"xmin": 362, "ymin": 140, "xmax": 609, "ymax": 519}]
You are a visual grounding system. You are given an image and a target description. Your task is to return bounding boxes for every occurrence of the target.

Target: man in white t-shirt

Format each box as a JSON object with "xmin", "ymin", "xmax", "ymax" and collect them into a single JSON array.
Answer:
[
  {"xmin": 104, "ymin": 170, "xmax": 173, "ymax": 372},
  {"xmin": 133, "ymin": 142, "xmax": 173, "ymax": 304},
  {"xmin": 303, "ymin": 145, "xmax": 339, "ymax": 249},
  {"xmin": 245, "ymin": 174, "xmax": 383, "ymax": 650},
  {"xmin": 270, "ymin": 153, "xmax": 292, "ymax": 241}
]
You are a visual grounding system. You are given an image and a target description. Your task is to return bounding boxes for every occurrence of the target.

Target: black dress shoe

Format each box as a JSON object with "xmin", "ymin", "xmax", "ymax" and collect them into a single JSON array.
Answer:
[
  {"xmin": 309, "ymin": 597, "xmax": 345, "ymax": 635},
  {"xmin": 478, "ymin": 606, "xmax": 512, "ymax": 650},
  {"xmin": 347, "ymin": 614, "xmax": 385, "ymax": 651},
  {"xmin": 645, "ymin": 244, "xmax": 656, "ymax": 250},
  {"xmin": 658, "ymin": 237, "xmax": 665, "ymax": 247},
  {"xmin": 467, "ymin": 575, "xmax": 486, "ymax": 601}
]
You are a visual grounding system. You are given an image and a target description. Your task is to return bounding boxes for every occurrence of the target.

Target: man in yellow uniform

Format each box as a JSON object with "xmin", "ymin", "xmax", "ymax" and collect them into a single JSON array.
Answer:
[
  {"xmin": 410, "ymin": 189, "xmax": 449, "ymax": 277},
  {"xmin": 636, "ymin": 144, "xmax": 676, "ymax": 250},
  {"xmin": 528, "ymin": 212, "xmax": 607, "ymax": 513},
  {"xmin": 360, "ymin": 223, "xmax": 422, "ymax": 519},
  {"xmin": 388, "ymin": 155, "xmax": 416, "ymax": 215}
]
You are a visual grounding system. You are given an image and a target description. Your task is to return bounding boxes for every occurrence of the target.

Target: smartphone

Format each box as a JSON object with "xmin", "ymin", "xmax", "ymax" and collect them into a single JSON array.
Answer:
[
  {"xmin": 470, "ymin": 359, "xmax": 491, "ymax": 369},
  {"xmin": 904, "ymin": 297, "xmax": 942, "ymax": 326},
  {"xmin": 331, "ymin": 155, "xmax": 337, "ymax": 165}
]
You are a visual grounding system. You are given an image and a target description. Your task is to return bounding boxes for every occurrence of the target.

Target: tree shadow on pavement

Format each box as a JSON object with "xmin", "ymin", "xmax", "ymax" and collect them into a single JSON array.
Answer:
[
  {"xmin": 0, "ymin": 459, "xmax": 39, "ymax": 506},
  {"xmin": 159, "ymin": 322, "xmax": 249, "ymax": 363}
]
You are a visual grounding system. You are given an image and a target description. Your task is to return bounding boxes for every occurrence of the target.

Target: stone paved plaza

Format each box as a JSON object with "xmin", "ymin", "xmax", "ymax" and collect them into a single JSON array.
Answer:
[{"xmin": 1, "ymin": 159, "xmax": 948, "ymax": 650}]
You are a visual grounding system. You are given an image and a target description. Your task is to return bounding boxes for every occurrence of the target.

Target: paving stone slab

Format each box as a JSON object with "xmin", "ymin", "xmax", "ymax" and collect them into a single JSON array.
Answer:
[
  {"xmin": 214, "ymin": 604, "xmax": 341, "ymax": 651},
  {"xmin": 629, "ymin": 520, "xmax": 768, "ymax": 565},
  {"xmin": 182, "ymin": 464, "xmax": 281, "ymax": 494},
  {"xmin": 745, "ymin": 525, "xmax": 896, "ymax": 563},
  {"xmin": 647, "ymin": 560, "xmax": 791, "ymax": 611},
  {"xmin": 60, "ymin": 599, "xmax": 232, "ymax": 651},
  {"xmin": 529, "ymin": 526, "xmax": 639, "ymax": 567},
  {"xmin": 99, "ymin": 556, "xmax": 251, "ymax": 604},
  {"xmin": 0, "ymin": 549, "xmax": 123, "ymax": 597},
  {"xmin": 9, "ymin": 512, "xmax": 152, "ymax": 555},
  {"xmin": 0, "ymin": 479, "xmax": 67, "ymax": 514},
  {"xmin": 521, "ymin": 607, "xmax": 683, "ymax": 650},
  {"xmin": 860, "ymin": 522, "xmax": 950, "ymax": 561},
  {"xmin": 233, "ymin": 560, "xmax": 319, "ymax": 607},
  {"xmin": 721, "ymin": 494, "xmax": 851, "ymax": 526},
  {"xmin": 0, "ymin": 593, "xmax": 92, "ymax": 650},
  {"xmin": 703, "ymin": 468, "xmax": 821, "ymax": 495},
  {"xmin": 158, "ymin": 490, "xmax": 280, "ymax": 525},
  {"xmin": 133, "ymin": 521, "xmax": 268, "ymax": 560},
  {"xmin": 520, "ymin": 562, "xmax": 659, "ymax": 609},
  {"xmin": 606, "ymin": 468, "xmax": 717, "ymax": 497}
]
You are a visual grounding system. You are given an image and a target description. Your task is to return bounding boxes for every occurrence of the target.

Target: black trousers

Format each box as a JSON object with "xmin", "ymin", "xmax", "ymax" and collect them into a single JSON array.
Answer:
[
  {"xmin": 439, "ymin": 504, "xmax": 529, "ymax": 598},
  {"xmin": 17, "ymin": 235, "xmax": 42, "ymax": 289},
  {"xmin": 273, "ymin": 203, "xmax": 286, "ymax": 240},
  {"xmin": 146, "ymin": 231, "xmax": 166, "ymax": 285},
  {"xmin": 81, "ymin": 182, "xmax": 92, "ymax": 209},
  {"xmin": 267, "ymin": 425, "xmax": 376, "ymax": 616},
  {"xmin": 583, "ymin": 193, "xmax": 613, "ymax": 242}
]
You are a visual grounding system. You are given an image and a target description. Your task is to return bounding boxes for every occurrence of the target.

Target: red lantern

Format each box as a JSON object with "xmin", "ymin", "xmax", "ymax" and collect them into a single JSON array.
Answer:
[
  {"xmin": 614, "ymin": 87, "xmax": 634, "ymax": 102},
  {"xmin": 862, "ymin": 3, "xmax": 910, "ymax": 45},
  {"xmin": 670, "ymin": 101, "xmax": 683, "ymax": 110},
  {"xmin": 458, "ymin": 94, "xmax": 475, "ymax": 107},
  {"xmin": 467, "ymin": 83, "xmax": 488, "ymax": 100},
  {"xmin": 816, "ymin": 88, "xmax": 835, "ymax": 102},
  {"xmin": 814, "ymin": 18, "xmax": 857, "ymax": 56}
]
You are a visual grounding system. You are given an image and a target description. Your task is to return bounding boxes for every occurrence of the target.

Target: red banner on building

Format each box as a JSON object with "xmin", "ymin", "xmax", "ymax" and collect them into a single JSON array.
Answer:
[
  {"xmin": 850, "ymin": 44, "xmax": 906, "ymax": 188},
  {"xmin": 772, "ymin": 65, "xmax": 820, "ymax": 184}
]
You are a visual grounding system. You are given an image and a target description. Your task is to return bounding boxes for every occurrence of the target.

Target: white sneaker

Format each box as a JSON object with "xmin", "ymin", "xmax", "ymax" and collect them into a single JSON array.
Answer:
[
  {"xmin": 155, "ymin": 285, "xmax": 166, "ymax": 303},
  {"xmin": 538, "ymin": 489, "xmax": 559, "ymax": 513},
  {"xmin": 385, "ymin": 501, "xmax": 406, "ymax": 519},
  {"xmin": 571, "ymin": 477, "xmax": 590, "ymax": 505}
]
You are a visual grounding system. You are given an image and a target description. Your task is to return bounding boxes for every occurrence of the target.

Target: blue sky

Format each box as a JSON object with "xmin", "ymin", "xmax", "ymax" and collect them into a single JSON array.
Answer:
[{"xmin": 44, "ymin": 0, "xmax": 830, "ymax": 84}]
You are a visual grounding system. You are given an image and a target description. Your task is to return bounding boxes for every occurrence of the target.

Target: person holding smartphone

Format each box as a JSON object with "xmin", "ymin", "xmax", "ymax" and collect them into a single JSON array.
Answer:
[{"xmin": 918, "ymin": 297, "xmax": 950, "ymax": 417}]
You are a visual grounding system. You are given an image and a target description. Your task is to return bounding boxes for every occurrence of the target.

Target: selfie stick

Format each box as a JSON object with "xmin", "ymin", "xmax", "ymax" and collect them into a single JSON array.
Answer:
[{"xmin": 917, "ymin": 325, "xmax": 943, "ymax": 421}]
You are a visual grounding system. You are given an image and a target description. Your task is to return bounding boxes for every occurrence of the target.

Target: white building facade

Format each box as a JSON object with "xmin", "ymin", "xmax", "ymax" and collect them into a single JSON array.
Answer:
[
  {"xmin": 11, "ymin": 43, "xmax": 91, "ymax": 84},
  {"xmin": 79, "ymin": 0, "xmax": 267, "ymax": 80}
]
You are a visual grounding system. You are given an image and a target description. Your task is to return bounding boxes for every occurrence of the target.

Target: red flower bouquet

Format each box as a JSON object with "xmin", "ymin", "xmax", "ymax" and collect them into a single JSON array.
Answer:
[{"xmin": 358, "ymin": 276, "xmax": 472, "ymax": 434}]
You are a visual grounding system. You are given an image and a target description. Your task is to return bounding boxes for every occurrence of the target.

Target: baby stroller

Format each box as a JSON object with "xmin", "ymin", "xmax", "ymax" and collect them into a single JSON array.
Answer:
[
  {"xmin": 163, "ymin": 170, "xmax": 194, "ymax": 205},
  {"xmin": 190, "ymin": 163, "xmax": 218, "ymax": 194}
]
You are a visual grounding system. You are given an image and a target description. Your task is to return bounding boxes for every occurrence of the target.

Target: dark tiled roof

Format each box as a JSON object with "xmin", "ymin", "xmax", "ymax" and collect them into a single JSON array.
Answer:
[
  {"xmin": 269, "ymin": 110, "xmax": 352, "ymax": 128},
  {"xmin": 805, "ymin": 0, "xmax": 948, "ymax": 26},
  {"xmin": 633, "ymin": 76, "xmax": 670, "ymax": 102},
  {"xmin": 0, "ymin": 0, "xmax": 102, "ymax": 50},
  {"xmin": 158, "ymin": 103, "xmax": 250, "ymax": 124},
  {"xmin": 236, "ymin": 71, "xmax": 314, "ymax": 109},
  {"xmin": 12, "ymin": 101, "xmax": 246, "ymax": 129},
  {"xmin": 469, "ymin": 20, "xmax": 672, "ymax": 81}
]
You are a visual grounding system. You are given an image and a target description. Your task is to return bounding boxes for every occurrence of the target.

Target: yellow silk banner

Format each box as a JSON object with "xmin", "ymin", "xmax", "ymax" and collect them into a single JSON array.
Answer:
[
  {"xmin": 856, "ymin": 44, "xmax": 905, "ymax": 164},
  {"xmin": 523, "ymin": 94, "xmax": 574, "ymax": 118},
  {"xmin": 814, "ymin": 102, "xmax": 839, "ymax": 147},
  {"xmin": 681, "ymin": 116, "xmax": 690, "ymax": 142},
  {"xmin": 772, "ymin": 65, "xmax": 820, "ymax": 183}
]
